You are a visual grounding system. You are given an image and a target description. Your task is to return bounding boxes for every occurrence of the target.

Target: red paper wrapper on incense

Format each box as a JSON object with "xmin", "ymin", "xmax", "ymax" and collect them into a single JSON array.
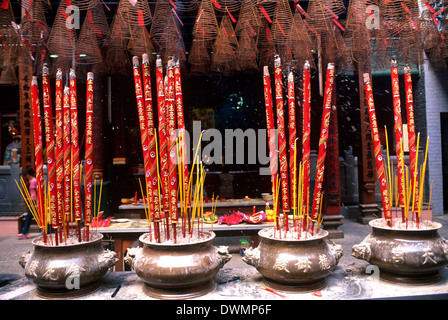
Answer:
[
  {"xmin": 390, "ymin": 59, "xmax": 406, "ymax": 218},
  {"xmin": 142, "ymin": 54, "xmax": 161, "ymax": 222},
  {"xmin": 69, "ymin": 69, "xmax": 82, "ymax": 225},
  {"xmin": 364, "ymin": 73, "xmax": 392, "ymax": 225},
  {"xmin": 310, "ymin": 63, "xmax": 335, "ymax": 227},
  {"xmin": 31, "ymin": 76, "xmax": 47, "ymax": 243},
  {"xmin": 84, "ymin": 72, "xmax": 94, "ymax": 232},
  {"xmin": 156, "ymin": 55, "xmax": 169, "ymax": 220},
  {"xmin": 63, "ymin": 83, "xmax": 72, "ymax": 225},
  {"xmin": 287, "ymin": 69, "xmax": 296, "ymax": 211},
  {"xmin": 166, "ymin": 57, "xmax": 178, "ymax": 224},
  {"xmin": 42, "ymin": 65, "xmax": 59, "ymax": 235},
  {"xmin": 133, "ymin": 56, "xmax": 158, "ymax": 241},
  {"xmin": 302, "ymin": 61, "xmax": 311, "ymax": 220},
  {"xmin": 174, "ymin": 58, "xmax": 190, "ymax": 208},
  {"xmin": 55, "ymin": 69, "xmax": 64, "ymax": 232},
  {"xmin": 404, "ymin": 65, "xmax": 419, "ymax": 214},
  {"xmin": 274, "ymin": 54, "xmax": 290, "ymax": 213},
  {"xmin": 263, "ymin": 66, "xmax": 278, "ymax": 213}
]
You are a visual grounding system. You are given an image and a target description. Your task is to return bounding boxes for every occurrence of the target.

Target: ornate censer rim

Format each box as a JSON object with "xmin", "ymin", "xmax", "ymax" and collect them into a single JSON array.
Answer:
[
  {"xmin": 139, "ymin": 230, "xmax": 216, "ymax": 248},
  {"xmin": 31, "ymin": 232, "xmax": 104, "ymax": 248},
  {"xmin": 369, "ymin": 218, "xmax": 442, "ymax": 232},
  {"xmin": 258, "ymin": 227, "xmax": 329, "ymax": 243}
]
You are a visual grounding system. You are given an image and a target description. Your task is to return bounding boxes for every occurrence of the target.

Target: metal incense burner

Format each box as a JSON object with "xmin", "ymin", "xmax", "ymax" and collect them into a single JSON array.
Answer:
[
  {"xmin": 19, "ymin": 233, "xmax": 118, "ymax": 298},
  {"xmin": 352, "ymin": 218, "xmax": 448, "ymax": 285},
  {"xmin": 243, "ymin": 228, "xmax": 343, "ymax": 292},
  {"xmin": 125, "ymin": 231, "xmax": 231, "ymax": 299}
]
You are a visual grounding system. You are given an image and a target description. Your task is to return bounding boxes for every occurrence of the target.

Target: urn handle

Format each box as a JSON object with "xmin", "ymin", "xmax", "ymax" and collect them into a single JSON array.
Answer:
[
  {"xmin": 98, "ymin": 249, "xmax": 119, "ymax": 270},
  {"xmin": 18, "ymin": 250, "xmax": 32, "ymax": 269},
  {"xmin": 242, "ymin": 246, "xmax": 260, "ymax": 268},
  {"xmin": 328, "ymin": 240, "xmax": 344, "ymax": 263},
  {"xmin": 216, "ymin": 246, "xmax": 232, "ymax": 268},
  {"xmin": 124, "ymin": 247, "xmax": 141, "ymax": 270},
  {"xmin": 351, "ymin": 242, "xmax": 371, "ymax": 262}
]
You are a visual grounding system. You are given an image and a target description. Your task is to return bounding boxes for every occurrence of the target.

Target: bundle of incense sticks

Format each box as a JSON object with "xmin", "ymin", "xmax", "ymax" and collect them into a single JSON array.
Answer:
[
  {"xmin": 366, "ymin": 71, "xmax": 433, "ymax": 229},
  {"xmin": 262, "ymin": 58, "xmax": 330, "ymax": 238},
  {"xmin": 132, "ymin": 54, "xmax": 208, "ymax": 244},
  {"xmin": 18, "ymin": 66, "xmax": 102, "ymax": 245}
]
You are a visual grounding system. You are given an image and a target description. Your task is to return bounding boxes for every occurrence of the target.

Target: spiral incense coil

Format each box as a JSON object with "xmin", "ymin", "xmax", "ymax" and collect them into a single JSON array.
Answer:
[
  {"xmin": 121, "ymin": 0, "xmax": 153, "ymax": 33},
  {"xmin": 47, "ymin": 0, "xmax": 77, "ymax": 61},
  {"xmin": 86, "ymin": 0, "xmax": 110, "ymax": 46},
  {"xmin": 169, "ymin": 0, "xmax": 199, "ymax": 12},
  {"xmin": 188, "ymin": 38, "xmax": 211, "ymax": 75},
  {"xmin": 192, "ymin": 0, "xmax": 219, "ymax": 41},
  {"xmin": 210, "ymin": 15, "xmax": 239, "ymax": 75},
  {"xmin": 235, "ymin": 0, "xmax": 262, "ymax": 37},
  {"xmin": 235, "ymin": 28, "xmax": 259, "ymax": 72},
  {"xmin": 257, "ymin": 19, "xmax": 275, "ymax": 70},
  {"xmin": 19, "ymin": 0, "xmax": 51, "ymax": 12},
  {"xmin": 76, "ymin": 16, "xmax": 102, "ymax": 65},
  {"xmin": 128, "ymin": 25, "xmax": 156, "ymax": 59},
  {"xmin": 271, "ymin": 0, "xmax": 294, "ymax": 46}
]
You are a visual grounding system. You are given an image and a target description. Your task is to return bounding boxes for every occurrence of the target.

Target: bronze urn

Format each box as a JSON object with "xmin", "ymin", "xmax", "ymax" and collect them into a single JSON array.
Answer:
[
  {"xmin": 243, "ymin": 228, "xmax": 343, "ymax": 292},
  {"xmin": 19, "ymin": 233, "xmax": 118, "ymax": 298},
  {"xmin": 352, "ymin": 218, "xmax": 448, "ymax": 285},
  {"xmin": 125, "ymin": 231, "xmax": 232, "ymax": 299}
]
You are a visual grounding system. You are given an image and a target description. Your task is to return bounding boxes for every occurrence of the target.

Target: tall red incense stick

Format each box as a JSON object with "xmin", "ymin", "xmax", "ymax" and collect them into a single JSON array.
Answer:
[
  {"xmin": 31, "ymin": 76, "xmax": 47, "ymax": 244},
  {"xmin": 166, "ymin": 57, "xmax": 178, "ymax": 241},
  {"xmin": 142, "ymin": 53, "xmax": 160, "ymax": 241},
  {"xmin": 156, "ymin": 56, "xmax": 169, "ymax": 232},
  {"xmin": 63, "ymin": 83, "xmax": 71, "ymax": 236},
  {"xmin": 42, "ymin": 65, "xmax": 59, "ymax": 245},
  {"xmin": 263, "ymin": 66, "xmax": 278, "ymax": 222},
  {"xmin": 174, "ymin": 58, "xmax": 190, "ymax": 226},
  {"xmin": 84, "ymin": 72, "xmax": 94, "ymax": 242},
  {"xmin": 133, "ymin": 56, "xmax": 159, "ymax": 242},
  {"xmin": 404, "ymin": 65, "xmax": 419, "ymax": 222},
  {"xmin": 390, "ymin": 59, "xmax": 406, "ymax": 222},
  {"xmin": 287, "ymin": 69, "xmax": 296, "ymax": 226},
  {"xmin": 302, "ymin": 61, "xmax": 311, "ymax": 229},
  {"xmin": 69, "ymin": 69, "xmax": 82, "ymax": 241},
  {"xmin": 364, "ymin": 73, "xmax": 393, "ymax": 226},
  {"xmin": 55, "ymin": 69, "xmax": 64, "ymax": 242},
  {"xmin": 310, "ymin": 63, "xmax": 335, "ymax": 233},
  {"xmin": 274, "ymin": 55, "xmax": 290, "ymax": 218}
]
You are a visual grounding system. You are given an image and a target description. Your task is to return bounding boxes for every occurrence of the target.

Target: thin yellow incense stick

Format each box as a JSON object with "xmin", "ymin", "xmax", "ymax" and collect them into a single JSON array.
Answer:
[
  {"xmin": 411, "ymin": 133, "xmax": 420, "ymax": 217},
  {"xmin": 138, "ymin": 178, "xmax": 150, "ymax": 227},
  {"xmin": 385, "ymin": 126, "xmax": 392, "ymax": 207}
]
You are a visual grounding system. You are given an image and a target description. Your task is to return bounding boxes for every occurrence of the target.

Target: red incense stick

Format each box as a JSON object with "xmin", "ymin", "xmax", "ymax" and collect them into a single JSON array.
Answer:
[
  {"xmin": 302, "ymin": 61, "xmax": 311, "ymax": 231},
  {"xmin": 55, "ymin": 69, "xmax": 64, "ymax": 243},
  {"xmin": 84, "ymin": 72, "xmax": 94, "ymax": 242}
]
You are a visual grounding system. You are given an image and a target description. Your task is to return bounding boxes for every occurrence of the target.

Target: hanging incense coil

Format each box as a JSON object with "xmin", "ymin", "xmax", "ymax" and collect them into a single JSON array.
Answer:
[
  {"xmin": 235, "ymin": 0, "xmax": 262, "ymax": 37},
  {"xmin": 76, "ymin": 15, "xmax": 102, "ymax": 65},
  {"xmin": 192, "ymin": 0, "xmax": 219, "ymax": 42},
  {"xmin": 285, "ymin": 10, "xmax": 315, "ymax": 69},
  {"xmin": 85, "ymin": 0, "xmax": 110, "ymax": 46},
  {"xmin": 0, "ymin": 5, "xmax": 19, "ymax": 72},
  {"xmin": 214, "ymin": 0, "xmax": 242, "ymax": 13},
  {"xmin": 19, "ymin": 0, "xmax": 51, "ymax": 13},
  {"xmin": 128, "ymin": 26, "xmax": 156, "ymax": 59},
  {"xmin": 210, "ymin": 15, "xmax": 239, "ymax": 75},
  {"xmin": 47, "ymin": 0, "xmax": 77, "ymax": 62},
  {"xmin": 121, "ymin": 0, "xmax": 153, "ymax": 34},
  {"xmin": 188, "ymin": 38, "xmax": 211, "ymax": 75},
  {"xmin": 169, "ymin": 0, "xmax": 199, "ymax": 12},
  {"xmin": 257, "ymin": 19, "xmax": 275, "ymax": 69},
  {"xmin": 271, "ymin": 0, "xmax": 294, "ymax": 46},
  {"xmin": 235, "ymin": 28, "xmax": 259, "ymax": 72}
]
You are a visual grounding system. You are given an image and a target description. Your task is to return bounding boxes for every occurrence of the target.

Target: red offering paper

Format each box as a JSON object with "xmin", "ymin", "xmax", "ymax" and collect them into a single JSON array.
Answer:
[
  {"xmin": 55, "ymin": 69, "xmax": 64, "ymax": 233},
  {"xmin": 302, "ymin": 61, "xmax": 311, "ymax": 218},
  {"xmin": 404, "ymin": 65, "xmax": 419, "ymax": 213},
  {"xmin": 263, "ymin": 66, "xmax": 278, "ymax": 214},
  {"xmin": 390, "ymin": 59, "xmax": 406, "ymax": 215},
  {"xmin": 42, "ymin": 65, "xmax": 58, "ymax": 236},
  {"xmin": 174, "ymin": 58, "xmax": 190, "ymax": 208},
  {"xmin": 156, "ymin": 56, "xmax": 169, "ymax": 220},
  {"xmin": 69, "ymin": 69, "xmax": 82, "ymax": 223},
  {"xmin": 63, "ymin": 84, "xmax": 71, "ymax": 225},
  {"xmin": 364, "ymin": 73, "xmax": 392, "ymax": 225},
  {"xmin": 287, "ymin": 70, "xmax": 296, "ymax": 210},
  {"xmin": 166, "ymin": 57, "xmax": 178, "ymax": 224},
  {"xmin": 310, "ymin": 63, "xmax": 335, "ymax": 225},
  {"xmin": 84, "ymin": 72, "xmax": 94, "ymax": 233},
  {"xmin": 274, "ymin": 55, "xmax": 290, "ymax": 214},
  {"xmin": 31, "ymin": 76, "xmax": 46, "ymax": 243},
  {"xmin": 142, "ymin": 54, "xmax": 161, "ymax": 222}
]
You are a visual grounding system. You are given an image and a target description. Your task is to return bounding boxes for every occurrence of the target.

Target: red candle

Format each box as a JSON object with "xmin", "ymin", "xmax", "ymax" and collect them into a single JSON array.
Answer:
[
  {"xmin": 263, "ymin": 66, "xmax": 278, "ymax": 216},
  {"xmin": 390, "ymin": 59, "xmax": 406, "ymax": 220},
  {"xmin": 31, "ymin": 76, "xmax": 47, "ymax": 243},
  {"xmin": 55, "ymin": 69, "xmax": 64, "ymax": 241},
  {"xmin": 302, "ymin": 61, "xmax": 311, "ymax": 223},
  {"xmin": 156, "ymin": 56, "xmax": 169, "ymax": 223},
  {"xmin": 42, "ymin": 65, "xmax": 58, "ymax": 242},
  {"xmin": 310, "ymin": 63, "xmax": 335, "ymax": 228},
  {"xmin": 274, "ymin": 55, "xmax": 290, "ymax": 214},
  {"xmin": 69, "ymin": 69, "xmax": 82, "ymax": 234},
  {"xmin": 404, "ymin": 65, "xmax": 419, "ymax": 215},
  {"xmin": 63, "ymin": 83, "xmax": 71, "ymax": 230},
  {"xmin": 84, "ymin": 72, "xmax": 94, "ymax": 240},
  {"xmin": 364, "ymin": 73, "xmax": 392, "ymax": 225},
  {"xmin": 142, "ymin": 54, "xmax": 161, "ymax": 226}
]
